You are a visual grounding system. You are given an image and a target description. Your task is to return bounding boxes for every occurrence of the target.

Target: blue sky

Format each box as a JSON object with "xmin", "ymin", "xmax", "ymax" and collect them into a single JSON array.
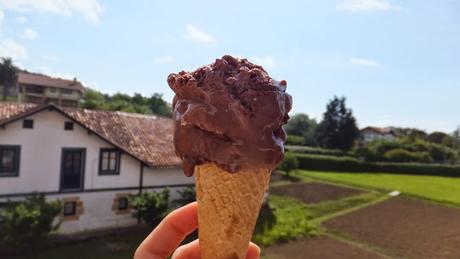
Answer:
[{"xmin": 0, "ymin": 0, "xmax": 459, "ymax": 133}]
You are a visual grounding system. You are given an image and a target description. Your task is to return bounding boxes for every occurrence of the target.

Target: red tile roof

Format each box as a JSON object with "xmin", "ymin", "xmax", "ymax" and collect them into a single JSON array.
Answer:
[
  {"xmin": 18, "ymin": 72, "xmax": 85, "ymax": 92},
  {"xmin": 0, "ymin": 102, "xmax": 180, "ymax": 168}
]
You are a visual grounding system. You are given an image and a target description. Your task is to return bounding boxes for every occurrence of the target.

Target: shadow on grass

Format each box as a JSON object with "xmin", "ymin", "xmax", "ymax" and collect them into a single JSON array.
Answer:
[{"xmin": 254, "ymin": 203, "xmax": 277, "ymax": 238}]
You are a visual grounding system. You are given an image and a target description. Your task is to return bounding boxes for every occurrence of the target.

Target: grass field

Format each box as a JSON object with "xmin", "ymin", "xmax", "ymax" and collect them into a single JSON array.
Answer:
[{"xmin": 298, "ymin": 170, "xmax": 460, "ymax": 206}]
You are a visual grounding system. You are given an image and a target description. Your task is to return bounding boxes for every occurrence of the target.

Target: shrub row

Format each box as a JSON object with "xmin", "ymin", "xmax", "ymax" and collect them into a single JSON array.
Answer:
[
  {"xmin": 293, "ymin": 153, "xmax": 460, "ymax": 177},
  {"xmin": 285, "ymin": 145, "xmax": 352, "ymax": 157}
]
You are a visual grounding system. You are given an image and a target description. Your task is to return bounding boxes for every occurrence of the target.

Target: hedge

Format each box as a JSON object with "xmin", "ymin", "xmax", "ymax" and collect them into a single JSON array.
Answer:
[
  {"xmin": 293, "ymin": 153, "xmax": 460, "ymax": 177},
  {"xmin": 285, "ymin": 145, "xmax": 353, "ymax": 157}
]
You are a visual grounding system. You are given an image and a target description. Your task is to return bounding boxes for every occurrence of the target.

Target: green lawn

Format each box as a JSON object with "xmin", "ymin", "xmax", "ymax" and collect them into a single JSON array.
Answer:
[
  {"xmin": 253, "ymin": 195, "xmax": 316, "ymax": 246},
  {"xmin": 298, "ymin": 170, "xmax": 460, "ymax": 206}
]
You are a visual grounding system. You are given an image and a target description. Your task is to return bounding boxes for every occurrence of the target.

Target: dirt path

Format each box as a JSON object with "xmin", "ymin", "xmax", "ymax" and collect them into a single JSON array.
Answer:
[
  {"xmin": 263, "ymin": 236, "xmax": 385, "ymax": 259},
  {"xmin": 271, "ymin": 182, "xmax": 363, "ymax": 204},
  {"xmin": 325, "ymin": 197, "xmax": 460, "ymax": 259}
]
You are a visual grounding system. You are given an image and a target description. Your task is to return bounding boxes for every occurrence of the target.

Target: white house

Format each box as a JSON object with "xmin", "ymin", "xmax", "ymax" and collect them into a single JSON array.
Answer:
[
  {"xmin": 0, "ymin": 102, "xmax": 194, "ymax": 234},
  {"xmin": 359, "ymin": 126, "xmax": 397, "ymax": 143}
]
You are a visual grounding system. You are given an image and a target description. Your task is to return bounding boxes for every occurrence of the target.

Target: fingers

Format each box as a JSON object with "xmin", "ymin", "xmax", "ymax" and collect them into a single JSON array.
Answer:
[
  {"xmin": 246, "ymin": 243, "xmax": 261, "ymax": 259},
  {"xmin": 134, "ymin": 202, "xmax": 198, "ymax": 259},
  {"xmin": 171, "ymin": 240, "xmax": 200, "ymax": 259},
  {"xmin": 172, "ymin": 240, "xmax": 261, "ymax": 259}
]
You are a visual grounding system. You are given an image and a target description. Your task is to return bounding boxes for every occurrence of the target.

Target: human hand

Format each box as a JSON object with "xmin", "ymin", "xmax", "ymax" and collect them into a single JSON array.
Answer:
[{"xmin": 134, "ymin": 202, "xmax": 260, "ymax": 259}]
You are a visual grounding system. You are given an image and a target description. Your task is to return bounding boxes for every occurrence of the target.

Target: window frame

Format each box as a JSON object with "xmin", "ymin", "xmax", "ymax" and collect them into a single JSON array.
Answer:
[
  {"xmin": 0, "ymin": 145, "xmax": 20, "ymax": 177},
  {"xmin": 98, "ymin": 148, "xmax": 121, "ymax": 175},
  {"xmin": 118, "ymin": 197, "xmax": 128, "ymax": 210},
  {"xmin": 22, "ymin": 119, "xmax": 34, "ymax": 129},
  {"xmin": 63, "ymin": 201, "xmax": 76, "ymax": 216},
  {"xmin": 64, "ymin": 121, "xmax": 74, "ymax": 131}
]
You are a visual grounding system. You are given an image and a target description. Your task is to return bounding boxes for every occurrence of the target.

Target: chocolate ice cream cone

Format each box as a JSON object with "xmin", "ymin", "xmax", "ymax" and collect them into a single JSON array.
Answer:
[{"xmin": 195, "ymin": 163, "xmax": 271, "ymax": 259}]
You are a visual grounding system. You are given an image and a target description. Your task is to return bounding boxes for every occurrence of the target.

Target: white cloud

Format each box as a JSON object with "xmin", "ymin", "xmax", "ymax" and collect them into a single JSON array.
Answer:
[
  {"xmin": 335, "ymin": 0, "xmax": 401, "ymax": 12},
  {"xmin": 184, "ymin": 24, "xmax": 216, "ymax": 44},
  {"xmin": 23, "ymin": 28, "xmax": 38, "ymax": 39},
  {"xmin": 13, "ymin": 16, "xmax": 27, "ymax": 23},
  {"xmin": 153, "ymin": 56, "xmax": 175, "ymax": 64},
  {"xmin": 349, "ymin": 57, "xmax": 380, "ymax": 67},
  {"xmin": 0, "ymin": 38, "xmax": 27, "ymax": 60},
  {"xmin": 250, "ymin": 55, "xmax": 277, "ymax": 69},
  {"xmin": 0, "ymin": 10, "xmax": 4, "ymax": 25},
  {"xmin": 0, "ymin": 0, "xmax": 104, "ymax": 24}
]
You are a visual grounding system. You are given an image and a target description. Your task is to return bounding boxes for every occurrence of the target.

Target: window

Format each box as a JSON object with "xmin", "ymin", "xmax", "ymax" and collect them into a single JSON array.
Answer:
[
  {"xmin": 64, "ymin": 122, "xmax": 74, "ymax": 131},
  {"xmin": 118, "ymin": 197, "xmax": 128, "ymax": 210},
  {"xmin": 0, "ymin": 146, "xmax": 20, "ymax": 177},
  {"xmin": 63, "ymin": 201, "xmax": 76, "ymax": 216},
  {"xmin": 99, "ymin": 149, "xmax": 120, "ymax": 175},
  {"xmin": 49, "ymin": 87, "xmax": 57, "ymax": 93},
  {"xmin": 23, "ymin": 119, "xmax": 34, "ymax": 129},
  {"xmin": 62, "ymin": 89, "xmax": 73, "ymax": 95}
]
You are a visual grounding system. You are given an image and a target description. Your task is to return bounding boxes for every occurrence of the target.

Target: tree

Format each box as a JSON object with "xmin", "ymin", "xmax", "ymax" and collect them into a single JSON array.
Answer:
[
  {"xmin": 278, "ymin": 152, "xmax": 299, "ymax": 177},
  {"xmin": 427, "ymin": 131, "xmax": 448, "ymax": 144},
  {"xmin": 81, "ymin": 88, "xmax": 107, "ymax": 109},
  {"xmin": 81, "ymin": 88, "xmax": 172, "ymax": 117},
  {"xmin": 284, "ymin": 113, "xmax": 317, "ymax": 146},
  {"xmin": 0, "ymin": 57, "xmax": 19, "ymax": 101},
  {"xmin": 315, "ymin": 96, "xmax": 359, "ymax": 150},
  {"xmin": 130, "ymin": 189, "xmax": 170, "ymax": 226},
  {"xmin": 0, "ymin": 194, "xmax": 61, "ymax": 250}
]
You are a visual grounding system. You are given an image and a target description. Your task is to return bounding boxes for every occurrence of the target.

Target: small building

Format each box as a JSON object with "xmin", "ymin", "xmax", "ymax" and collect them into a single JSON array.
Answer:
[
  {"xmin": 0, "ymin": 102, "xmax": 193, "ymax": 234},
  {"xmin": 360, "ymin": 126, "xmax": 396, "ymax": 143},
  {"xmin": 16, "ymin": 72, "xmax": 85, "ymax": 107}
]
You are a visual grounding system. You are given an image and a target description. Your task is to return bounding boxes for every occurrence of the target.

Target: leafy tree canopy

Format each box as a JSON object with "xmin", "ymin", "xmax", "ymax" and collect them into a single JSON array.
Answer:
[
  {"xmin": 315, "ymin": 96, "xmax": 359, "ymax": 150},
  {"xmin": 82, "ymin": 88, "xmax": 172, "ymax": 117}
]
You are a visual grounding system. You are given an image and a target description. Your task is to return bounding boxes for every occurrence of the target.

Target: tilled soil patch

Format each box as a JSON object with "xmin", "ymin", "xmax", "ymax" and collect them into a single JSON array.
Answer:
[
  {"xmin": 264, "ymin": 236, "xmax": 385, "ymax": 259},
  {"xmin": 325, "ymin": 197, "xmax": 460, "ymax": 259},
  {"xmin": 271, "ymin": 182, "xmax": 363, "ymax": 204}
]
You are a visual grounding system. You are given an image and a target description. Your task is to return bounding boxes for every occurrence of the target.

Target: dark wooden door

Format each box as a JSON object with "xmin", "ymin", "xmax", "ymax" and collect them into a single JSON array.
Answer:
[{"xmin": 60, "ymin": 149, "xmax": 85, "ymax": 191}]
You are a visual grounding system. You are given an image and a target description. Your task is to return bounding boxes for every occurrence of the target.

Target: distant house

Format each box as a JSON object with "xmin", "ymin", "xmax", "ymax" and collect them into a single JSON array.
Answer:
[
  {"xmin": 15, "ymin": 72, "xmax": 85, "ymax": 107},
  {"xmin": 360, "ymin": 127, "xmax": 396, "ymax": 143},
  {"xmin": 0, "ymin": 102, "xmax": 193, "ymax": 234}
]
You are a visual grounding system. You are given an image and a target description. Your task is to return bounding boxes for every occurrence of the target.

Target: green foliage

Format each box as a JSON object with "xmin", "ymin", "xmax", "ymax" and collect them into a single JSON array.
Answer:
[
  {"xmin": 130, "ymin": 189, "xmax": 170, "ymax": 226},
  {"xmin": 427, "ymin": 131, "xmax": 449, "ymax": 144},
  {"xmin": 315, "ymin": 96, "xmax": 359, "ymax": 150},
  {"xmin": 0, "ymin": 57, "xmax": 19, "ymax": 101},
  {"xmin": 285, "ymin": 135, "xmax": 305, "ymax": 145},
  {"xmin": 287, "ymin": 145, "xmax": 352, "ymax": 157},
  {"xmin": 293, "ymin": 153, "xmax": 460, "ymax": 177},
  {"xmin": 82, "ymin": 88, "xmax": 172, "ymax": 117},
  {"xmin": 392, "ymin": 127, "xmax": 428, "ymax": 140},
  {"xmin": 383, "ymin": 149, "xmax": 432, "ymax": 163},
  {"xmin": 253, "ymin": 196, "xmax": 316, "ymax": 245},
  {"xmin": 0, "ymin": 194, "xmax": 61, "ymax": 250},
  {"xmin": 172, "ymin": 187, "xmax": 196, "ymax": 207},
  {"xmin": 278, "ymin": 153, "xmax": 299, "ymax": 176},
  {"xmin": 284, "ymin": 113, "xmax": 318, "ymax": 146},
  {"xmin": 357, "ymin": 138, "xmax": 459, "ymax": 164}
]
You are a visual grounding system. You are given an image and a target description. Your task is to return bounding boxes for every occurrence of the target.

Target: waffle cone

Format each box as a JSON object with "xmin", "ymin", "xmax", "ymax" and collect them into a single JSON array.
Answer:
[{"xmin": 195, "ymin": 163, "xmax": 271, "ymax": 259}]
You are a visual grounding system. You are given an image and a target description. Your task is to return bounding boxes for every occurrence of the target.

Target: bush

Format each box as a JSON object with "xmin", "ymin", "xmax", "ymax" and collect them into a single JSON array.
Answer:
[
  {"xmin": 285, "ymin": 135, "xmax": 305, "ymax": 145},
  {"xmin": 172, "ymin": 187, "xmax": 196, "ymax": 207},
  {"xmin": 0, "ymin": 194, "xmax": 61, "ymax": 250},
  {"xmin": 131, "ymin": 189, "xmax": 170, "ymax": 226},
  {"xmin": 278, "ymin": 153, "xmax": 299, "ymax": 176},
  {"xmin": 286, "ymin": 145, "xmax": 351, "ymax": 157},
  {"xmin": 383, "ymin": 149, "xmax": 433, "ymax": 163},
  {"xmin": 293, "ymin": 153, "xmax": 460, "ymax": 177}
]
